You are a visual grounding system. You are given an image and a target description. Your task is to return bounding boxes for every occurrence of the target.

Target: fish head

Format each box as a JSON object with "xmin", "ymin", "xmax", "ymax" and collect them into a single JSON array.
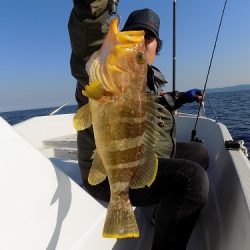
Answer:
[{"xmin": 86, "ymin": 18, "xmax": 147, "ymax": 99}]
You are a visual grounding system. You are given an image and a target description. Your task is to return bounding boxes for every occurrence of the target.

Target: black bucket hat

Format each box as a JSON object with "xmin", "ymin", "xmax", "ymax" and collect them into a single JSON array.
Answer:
[{"xmin": 122, "ymin": 8, "xmax": 160, "ymax": 41}]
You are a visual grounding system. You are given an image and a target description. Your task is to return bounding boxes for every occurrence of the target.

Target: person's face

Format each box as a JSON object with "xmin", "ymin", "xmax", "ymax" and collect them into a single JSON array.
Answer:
[{"xmin": 144, "ymin": 31, "xmax": 157, "ymax": 65}]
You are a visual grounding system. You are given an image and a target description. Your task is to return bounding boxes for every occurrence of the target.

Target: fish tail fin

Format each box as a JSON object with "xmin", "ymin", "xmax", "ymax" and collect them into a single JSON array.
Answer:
[{"xmin": 102, "ymin": 193, "xmax": 139, "ymax": 238}]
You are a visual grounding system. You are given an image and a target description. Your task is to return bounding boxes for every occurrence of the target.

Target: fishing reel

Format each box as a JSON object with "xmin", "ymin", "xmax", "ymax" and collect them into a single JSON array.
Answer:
[{"xmin": 190, "ymin": 129, "xmax": 204, "ymax": 144}]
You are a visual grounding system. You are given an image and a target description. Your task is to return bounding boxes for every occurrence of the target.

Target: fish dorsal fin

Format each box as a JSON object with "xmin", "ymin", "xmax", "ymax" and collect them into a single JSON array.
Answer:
[
  {"xmin": 99, "ymin": 18, "xmax": 118, "ymax": 55},
  {"xmin": 130, "ymin": 94, "xmax": 161, "ymax": 189},
  {"xmin": 86, "ymin": 19, "xmax": 120, "ymax": 97},
  {"xmin": 88, "ymin": 150, "xmax": 107, "ymax": 185},
  {"xmin": 73, "ymin": 103, "xmax": 92, "ymax": 131}
]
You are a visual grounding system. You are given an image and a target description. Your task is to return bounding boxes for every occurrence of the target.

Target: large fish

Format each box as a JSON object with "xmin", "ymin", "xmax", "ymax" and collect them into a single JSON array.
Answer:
[{"xmin": 73, "ymin": 18, "xmax": 161, "ymax": 238}]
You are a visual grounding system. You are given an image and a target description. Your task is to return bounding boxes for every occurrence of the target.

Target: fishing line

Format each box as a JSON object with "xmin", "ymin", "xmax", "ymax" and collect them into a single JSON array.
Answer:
[{"xmin": 191, "ymin": 0, "xmax": 229, "ymax": 141}]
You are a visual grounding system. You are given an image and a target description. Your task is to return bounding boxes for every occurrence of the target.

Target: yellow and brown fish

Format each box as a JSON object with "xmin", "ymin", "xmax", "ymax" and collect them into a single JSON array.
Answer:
[{"xmin": 73, "ymin": 18, "xmax": 161, "ymax": 238}]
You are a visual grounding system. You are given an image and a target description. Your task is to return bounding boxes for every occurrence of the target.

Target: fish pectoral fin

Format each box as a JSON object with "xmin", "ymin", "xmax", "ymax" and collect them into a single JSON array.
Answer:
[
  {"xmin": 88, "ymin": 150, "xmax": 107, "ymax": 185},
  {"xmin": 83, "ymin": 80, "xmax": 104, "ymax": 100},
  {"xmin": 102, "ymin": 192, "xmax": 139, "ymax": 238},
  {"xmin": 73, "ymin": 103, "xmax": 92, "ymax": 131}
]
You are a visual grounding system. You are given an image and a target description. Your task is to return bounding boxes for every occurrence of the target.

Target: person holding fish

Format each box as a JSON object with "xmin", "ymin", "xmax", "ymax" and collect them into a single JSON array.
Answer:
[{"xmin": 68, "ymin": 1, "xmax": 209, "ymax": 249}]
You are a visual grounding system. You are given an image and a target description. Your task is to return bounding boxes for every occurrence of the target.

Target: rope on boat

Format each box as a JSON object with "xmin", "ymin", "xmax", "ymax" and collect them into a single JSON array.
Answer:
[
  {"xmin": 225, "ymin": 140, "xmax": 249, "ymax": 157},
  {"xmin": 191, "ymin": 0, "xmax": 229, "ymax": 141},
  {"xmin": 207, "ymin": 98, "xmax": 219, "ymax": 123}
]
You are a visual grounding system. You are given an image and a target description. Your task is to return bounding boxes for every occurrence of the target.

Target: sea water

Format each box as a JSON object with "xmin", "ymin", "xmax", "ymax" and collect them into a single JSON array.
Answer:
[
  {"xmin": 1, "ymin": 90, "xmax": 250, "ymax": 155},
  {"xmin": 180, "ymin": 90, "xmax": 250, "ymax": 154}
]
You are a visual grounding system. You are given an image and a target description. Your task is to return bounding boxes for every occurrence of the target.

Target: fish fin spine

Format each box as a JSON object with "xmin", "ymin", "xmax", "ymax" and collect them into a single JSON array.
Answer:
[
  {"xmin": 130, "ymin": 152, "xmax": 158, "ymax": 189},
  {"xmin": 130, "ymin": 94, "xmax": 161, "ymax": 188}
]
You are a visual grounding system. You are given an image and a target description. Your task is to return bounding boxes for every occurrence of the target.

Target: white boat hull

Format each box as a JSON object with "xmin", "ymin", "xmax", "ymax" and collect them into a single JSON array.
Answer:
[{"xmin": 0, "ymin": 113, "xmax": 249, "ymax": 250}]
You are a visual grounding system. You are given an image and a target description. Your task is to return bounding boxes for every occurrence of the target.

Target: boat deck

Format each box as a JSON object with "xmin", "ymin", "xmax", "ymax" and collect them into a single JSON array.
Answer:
[
  {"xmin": 39, "ymin": 133, "xmax": 159, "ymax": 250},
  {"xmin": 40, "ymin": 133, "xmax": 205, "ymax": 250}
]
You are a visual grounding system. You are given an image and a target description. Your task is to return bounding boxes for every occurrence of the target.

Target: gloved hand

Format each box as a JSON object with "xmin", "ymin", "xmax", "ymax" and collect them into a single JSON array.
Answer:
[
  {"xmin": 108, "ymin": 0, "xmax": 120, "ymax": 15},
  {"xmin": 184, "ymin": 89, "xmax": 204, "ymax": 103}
]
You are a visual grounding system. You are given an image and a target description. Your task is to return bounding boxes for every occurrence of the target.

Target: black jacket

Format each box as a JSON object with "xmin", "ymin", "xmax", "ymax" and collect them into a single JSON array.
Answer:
[{"xmin": 69, "ymin": 0, "xmax": 178, "ymax": 179}]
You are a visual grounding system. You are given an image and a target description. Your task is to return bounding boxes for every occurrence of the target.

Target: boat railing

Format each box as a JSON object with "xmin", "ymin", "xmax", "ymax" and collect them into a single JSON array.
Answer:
[{"xmin": 50, "ymin": 98, "xmax": 73, "ymax": 116}]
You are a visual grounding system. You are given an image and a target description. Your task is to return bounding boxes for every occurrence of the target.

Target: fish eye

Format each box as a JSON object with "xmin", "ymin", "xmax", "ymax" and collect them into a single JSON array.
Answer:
[{"xmin": 137, "ymin": 51, "xmax": 146, "ymax": 64}]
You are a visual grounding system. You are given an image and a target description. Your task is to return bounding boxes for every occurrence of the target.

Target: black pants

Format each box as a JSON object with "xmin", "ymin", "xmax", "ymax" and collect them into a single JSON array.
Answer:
[{"xmin": 82, "ymin": 142, "xmax": 209, "ymax": 250}]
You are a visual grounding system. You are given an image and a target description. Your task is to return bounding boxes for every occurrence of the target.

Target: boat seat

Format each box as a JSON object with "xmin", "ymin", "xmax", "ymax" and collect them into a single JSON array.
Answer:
[{"xmin": 42, "ymin": 135, "xmax": 78, "ymax": 161}]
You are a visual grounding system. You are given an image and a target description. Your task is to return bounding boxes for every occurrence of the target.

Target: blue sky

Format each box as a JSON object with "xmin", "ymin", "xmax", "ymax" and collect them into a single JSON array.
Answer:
[{"xmin": 0, "ymin": 0, "xmax": 249, "ymax": 112}]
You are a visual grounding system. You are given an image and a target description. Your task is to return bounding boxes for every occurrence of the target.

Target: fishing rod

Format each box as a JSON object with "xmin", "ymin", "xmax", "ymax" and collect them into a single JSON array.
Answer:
[
  {"xmin": 191, "ymin": 0, "xmax": 229, "ymax": 142},
  {"xmin": 172, "ymin": 0, "xmax": 176, "ymax": 93}
]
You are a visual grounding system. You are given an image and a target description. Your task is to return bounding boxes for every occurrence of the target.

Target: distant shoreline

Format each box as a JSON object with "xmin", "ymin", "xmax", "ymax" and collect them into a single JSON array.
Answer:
[
  {"xmin": 1, "ymin": 84, "xmax": 250, "ymax": 113},
  {"xmin": 207, "ymin": 83, "xmax": 250, "ymax": 93}
]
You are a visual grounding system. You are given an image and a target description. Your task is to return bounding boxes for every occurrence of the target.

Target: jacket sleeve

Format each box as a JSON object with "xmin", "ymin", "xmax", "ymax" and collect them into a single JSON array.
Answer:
[
  {"xmin": 149, "ymin": 66, "xmax": 186, "ymax": 111},
  {"xmin": 68, "ymin": 0, "xmax": 109, "ymax": 91},
  {"xmin": 158, "ymin": 91, "xmax": 186, "ymax": 111}
]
